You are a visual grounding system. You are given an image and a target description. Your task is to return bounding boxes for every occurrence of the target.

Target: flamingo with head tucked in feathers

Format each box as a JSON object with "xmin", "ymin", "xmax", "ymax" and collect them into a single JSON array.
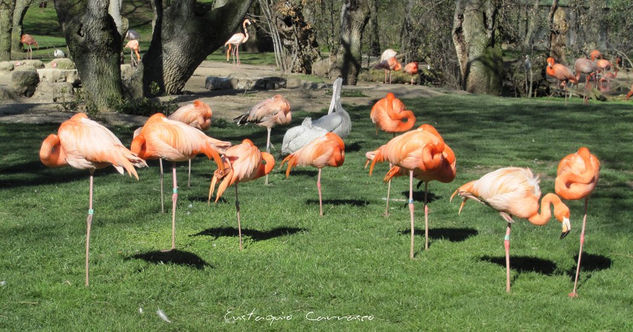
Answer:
[
  {"xmin": 403, "ymin": 62, "xmax": 419, "ymax": 85},
  {"xmin": 225, "ymin": 19, "xmax": 252, "ymax": 65},
  {"xmin": 39, "ymin": 113, "xmax": 148, "ymax": 287},
  {"xmin": 451, "ymin": 167, "xmax": 571, "ymax": 293},
  {"xmin": 547, "ymin": 57, "xmax": 579, "ymax": 103}
]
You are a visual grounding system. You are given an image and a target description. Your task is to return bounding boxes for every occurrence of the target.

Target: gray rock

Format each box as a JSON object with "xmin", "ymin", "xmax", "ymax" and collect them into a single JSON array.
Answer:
[
  {"xmin": 45, "ymin": 58, "xmax": 75, "ymax": 69},
  {"xmin": 11, "ymin": 70, "xmax": 40, "ymax": 97},
  {"xmin": 312, "ymin": 58, "xmax": 330, "ymax": 77},
  {"xmin": 205, "ymin": 76, "xmax": 232, "ymax": 90},
  {"xmin": 286, "ymin": 77, "xmax": 302, "ymax": 89},
  {"xmin": 32, "ymin": 82, "xmax": 75, "ymax": 103},
  {"xmin": 0, "ymin": 61, "xmax": 14, "ymax": 72}
]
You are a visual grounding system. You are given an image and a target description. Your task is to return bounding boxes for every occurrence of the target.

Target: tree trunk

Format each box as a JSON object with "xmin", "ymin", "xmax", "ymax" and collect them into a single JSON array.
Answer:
[
  {"xmin": 400, "ymin": 0, "xmax": 415, "ymax": 64},
  {"xmin": 142, "ymin": 0, "xmax": 253, "ymax": 95},
  {"xmin": 55, "ymin": 0, "xmax": 122, "ymax": 112},
  {"xmin": 0, "ymin": 0, "xmax": 13, "ymax": 61},
  {"xmin": 108, "ymin": 0, "xmax": 125, "ymax": 37},
  {"xmin": 368, "ymin": 0, "xmax": 379, "ymax": 57},
  {"xmin": 11, "ymin": 0, "xmax": 32, "ymax": 56},
  {"xmin": 548, "ymin": 0, "xmax": 568, "ymax": 64},
  {"xmin": 452, "ymin": 0, "xmax": 503, "ymax": 95},
  {"xmin": 258, "ymin": 0, "xmax": 286, "ymax": 72},
  {"xmin": 521, "ymin": 0, "xmax": 540, "ymax": 51},
  {"xmin": 337, "ymin": 0, "xmax": 370, "ymax": 85}
]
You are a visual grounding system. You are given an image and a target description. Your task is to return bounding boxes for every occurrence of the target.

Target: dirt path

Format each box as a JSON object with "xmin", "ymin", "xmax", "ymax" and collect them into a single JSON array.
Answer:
[{"xmin": 0, "ymin": 61, "xmax": 461, "ymax": 126}]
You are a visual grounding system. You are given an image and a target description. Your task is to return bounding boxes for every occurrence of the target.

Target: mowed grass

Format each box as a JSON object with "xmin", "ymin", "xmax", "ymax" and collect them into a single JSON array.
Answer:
[{"xmin": 1, "ymin": 94, "xmax": 633, "ymax": 330}]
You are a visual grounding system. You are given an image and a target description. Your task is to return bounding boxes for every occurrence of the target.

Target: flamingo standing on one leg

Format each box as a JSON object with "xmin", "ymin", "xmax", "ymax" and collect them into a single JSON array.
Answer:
[
  {"xmin": 131, "ymin": 113, "xmax": 227, "ymax": 251},
  {"xmin": 574, "ymin": 56, "xmax": 597, "ymax": 104},
  {"xmin": 547, "ymin": 57, "xmax": 579, "ymax": 103},
  {"xmin": 281, "ymin": 133, "xmax": 345, "ymax": 216},
  {"xmin": 225, "ymin": 19, "xmax": 252, "ymax": 65},
  {"xmin": 555, "ymin": 147, "xmax": 600, "ymax": 298},
  {"xmin": 367, "ymin": 124, "xmax": 456, "ymax": 256},
  {"xmin": 376, "ymin": 49, "xmax": 402, "ymax": 84},
  {"xmin": 21, "ymin": 34, "xmax": 39, "ymax": 60},
  {"xmin": 234, "ymin": 94, "xmax": 291, "ymax": 184},
  {"xmin": 125, "ymin": 39, "xmax": 141, "ymax": 67},
  {"xmin": 169, "ymin": 100, "xmax": 214, "ymax": 187},
  {"xmin": 208, "ymin": 139, "xmax": 275, "ymax": 250},
  {"xmin": 39, "ymin": 113, "xmax": 147, "ymax": 286},
  {"xmin": 369, "ymin": 93, "xmax": 416, "ymax": 216},
  {"xmin": 403, "ymin": 62, "xmax": 419, "ymax": 85},
  {"xmin": 451, "ymin": 167, "xmax": 571, "ymax": 293}
]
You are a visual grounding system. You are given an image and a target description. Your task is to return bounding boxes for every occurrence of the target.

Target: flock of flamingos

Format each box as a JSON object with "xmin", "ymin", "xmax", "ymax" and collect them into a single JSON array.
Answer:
[{"xmin": 37, "ymin": 47, "xmax": 601, "ymax": 299}]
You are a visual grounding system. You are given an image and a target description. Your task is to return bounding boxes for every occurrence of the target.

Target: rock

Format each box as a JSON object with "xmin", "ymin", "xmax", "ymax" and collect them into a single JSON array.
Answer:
[
  {"xmin": 11, "ymin": 70, "xmax": 40, "ymax": 97},
  {"xmin": 312, "ymin": 58, "xmax": 330, "ymax": 77},
  {"xmin": 253, "ymin": 77, "xmax": 285, "ymax": 90},
  {"xmin": 205, "ymin": 76, "xmax": 232, "ymax": 90},
  {"xmin": 37, "ymin": 68, "xmax": 80, "ymax": 85},
  {"xmin": 32, "ymin": 82, "xmax": 75, "ymax": 103},
  {"xmin": 286, "ymin": 77, "xmax": 302, "ymax": 89},
  {"xmin": 17, "ymin": 60, "xmax": 44, "ymax": 69},
  {"xmin": 0, "ymin": 86, "xmax": 17, "ymax": 101},
  {"xmin": 0, "ymin": 61, "xmax": 14, "ymax": 72},
  {"xmin": 46, "ymin": 58, "xmax": 75, "ymax": 69}
]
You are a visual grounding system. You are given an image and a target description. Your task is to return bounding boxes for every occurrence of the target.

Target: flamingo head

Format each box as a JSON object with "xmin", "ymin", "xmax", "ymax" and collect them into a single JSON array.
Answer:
[
  {"xmin": 590, "ymin": 49, "xmax": 602, "ymax": 61},
  {"xmin": 244, "ymin": 19, "xmax": 252, "ymax": 26},
  {"xmin": 554, "ymin": 201, "xmax": 571, "ymax": 239},
  {"xmin": 546, "ymin": 57, "xmax": 555, "ymax": 67}
]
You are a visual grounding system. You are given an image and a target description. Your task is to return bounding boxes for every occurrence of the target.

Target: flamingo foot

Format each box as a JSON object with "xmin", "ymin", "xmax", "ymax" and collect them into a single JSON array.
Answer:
[{"xmin": 568, "ymin": 292, "xmax": 578, "ymax": 298}]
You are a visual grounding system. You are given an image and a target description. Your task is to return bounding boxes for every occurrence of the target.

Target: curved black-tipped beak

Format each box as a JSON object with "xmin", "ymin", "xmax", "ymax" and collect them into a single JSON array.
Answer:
[{"xmin": 560, "ymin": 230, "xmax": 570, "ymax": 240}]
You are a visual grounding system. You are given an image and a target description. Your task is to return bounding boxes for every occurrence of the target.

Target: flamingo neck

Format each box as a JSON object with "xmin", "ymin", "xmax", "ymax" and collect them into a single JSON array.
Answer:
[
  {"xmin": 242, "ymin": 22, "xmax": 249, "ymax": 43},
  {"xmin": 528, "ymin": 193, "xmax": 567, "ymax": 226},
  {"xmin": 40, "ymin": 134, "xmax": 67, "ymax": 167}
]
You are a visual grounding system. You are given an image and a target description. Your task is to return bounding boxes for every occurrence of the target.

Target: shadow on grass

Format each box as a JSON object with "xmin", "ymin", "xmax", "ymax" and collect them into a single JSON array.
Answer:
[
  {"xmin": 398, "ymin": 190, "xmax": 440, "ymax": 203},
  {"xmin": 480, "ymin": 255, "xmax": 557, "ymax": 276},
  {"xmin": 565, "ymin": 252, "xmax": 612, "ymax": 284},
  {"xmin": 305, "ymin": 199, "xmax": 369, "ymax": 207},
  {"xmin": 127, "ymin": 249, "xmax": 211, "ymax": 270},
  {"xmin": 284, "ymin": 169, "xmax": 318, "ymax": 177},
  {"xmin": 400, "ymin": 227, "xmax": 478, "ymax": 242},
  {"xmin": 192, "ymin": 226, "xmax": 306, "ymax": 241}
]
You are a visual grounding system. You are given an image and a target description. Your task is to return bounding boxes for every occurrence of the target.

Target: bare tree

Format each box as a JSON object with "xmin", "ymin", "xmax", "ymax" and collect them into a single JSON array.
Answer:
[
  {"xmin": 0, "ymin": 0, "xmax": 13, "ymax": 60},
  {"xmin": 11, "ymin": 0, "xmax": 33, "ymax": 56},
  {"xmin": 548, "ymin": 0, "xmax": 568, "ymax": 63},
  {"xmin": 336, "ymin": 0, "xmax": 370, "ymax": 85}
]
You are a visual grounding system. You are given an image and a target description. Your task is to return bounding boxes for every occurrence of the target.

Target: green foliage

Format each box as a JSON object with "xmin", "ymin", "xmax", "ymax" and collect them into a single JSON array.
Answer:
[
  {"xmin": 109, "ymin": 96, "xmax": 178, "ymax": 117},
  {"xmin": 2, "ymin": 94, "xmax": 633, "ymax": 329}
]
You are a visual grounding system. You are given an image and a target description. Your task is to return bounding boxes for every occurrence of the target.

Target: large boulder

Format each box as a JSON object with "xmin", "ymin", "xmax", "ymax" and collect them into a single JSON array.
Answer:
[
  {"xmin": 46, "ymin": 58, "xmax": 76, "ymax": 70},
  {"xmin": 37, "ymin": 68, "xmax": 80, "ymax": 85},
  {"xmin": 0, "ymin": 61, "xmax": 14, "ymax": 72},
  {"xmin": 11, "ymin": 70, "xmax": 40, "ymax": 97},
  {"xmin": 205, "ymin": 76, "xmax": 232, "ymax": 90}
]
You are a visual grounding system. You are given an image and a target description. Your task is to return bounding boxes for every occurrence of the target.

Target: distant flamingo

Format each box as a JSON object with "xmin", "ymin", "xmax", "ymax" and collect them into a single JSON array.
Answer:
[
  {"xmin": 555, "ymin": 147, "xmax": 600, "ymax": 298},
  {"xmin": 369, "ymin": 93, "xmax": 416, "ymax": 216},
  {"xmin": 39, "ymin": 113, "xmax": 147, "ymax": 286},
  {"xmin": 169, "ymin": 100, "xmax": 214, "ymax": 187},
  {"xmin": 574, "ymin": 55, "xmax": 598, "ymax": 104},
  {"xmin": 234, "ymin": 94, "xmax": 291, "ymax": 184},
  {"xmin": 281, "ymin": 133, "xmax": 345, "ymax": 216},
  {"xmin": 125, "ymin": 39, "xmax": 140, "ymax": 67},
  {"xmin": 403, "ymin": 62, "xmax": 419, "ymax": 85},
  {"xmin": 225, "ymin": 19, "xmax": 252, "ymax": 65},
  {"xmin": 367, "ymin": 124, "xmax": 456, "ymax": 256},
  {"xmin": 451, "ymin": 167, "xmax": 571, "ymax": 293},
  {"xmin": 376, "ymin": 49, "xmax": 401, "ymax": 84},
  {"xmin": 21, "ymin": 34, "xmax": 38, "ymax": 60},
  {"xmin": 547, "ymin": 57, "xmax": 579, "ymax": 103},
  {"xmin": 131, "ymin": 113, "xmax": 227, "ymax": 251},
  {"xmin": 626, "ymin": 83, "xmax": 633, "ymax": 100},
  {"xmin": 208, "ymin": 139, "xmax": 275, "ymax": 250}
]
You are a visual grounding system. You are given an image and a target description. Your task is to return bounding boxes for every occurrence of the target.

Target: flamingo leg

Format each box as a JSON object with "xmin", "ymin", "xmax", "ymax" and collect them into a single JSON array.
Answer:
[
  {"xmin": 235, "ymin": 183, "xmax": 243, "ymax": 250},
  {"xmin": 505, "ymin": 222, "xmax": 512, "ymax": 293},
  {"xmin": 317, "ymin": 168, "xmax": 323, "ymax": 216},
  {"xmin": 168, "ymin": 164, "xmax": 178, "ymax": 251},
  {"xmin": 85, "ymin": 170, "xmax": 94, "ymax": 287},
  {"xmin": 384, "ymin": 69, "xmax": 387, "ymax": 84},
  {"xmin": 265, "ymin": 127, "xmax": 271, "ymax": 185},
  {"xmin": 424, "ymin": 181, "xmax": 429, "ymax": 251},
  {"xmin": 187, "ymin": 159, "xmax": 191, "ymax": 187},
  {"xmin": 160, "ymin": 158, "xmax": 165, "ymax": 213},
  {"xmin": 384, "ymin": 166, "xmax": 392, "ymax": 217},
  {"xmin": 409, "ymin": 170, "xmax": 415, "ymax": 259},
  {"xmin": 236, "ymin": 45, "xmax": 240, "ymax": 65},
  {"xmin": 570, "ymin": 197, "xmax": 589, "ymax": 298}
]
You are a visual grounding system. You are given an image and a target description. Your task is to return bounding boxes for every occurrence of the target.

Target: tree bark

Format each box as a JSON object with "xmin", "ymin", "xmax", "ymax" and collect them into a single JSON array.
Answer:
[
  {"xmin": 108, "ymin": 0, "xmax": 125, "ymax": 37},
  {"xmin": 400, "ymin": 0, "xmax": 415, "ymax": 64},
  {"xmin": 452, "ymin": 0, "xmax": 503, "ymax": 95},
  {"xmin": 368, "ymin": 0, "xmax": 379, "ymax": 57},
  {"xmin": 521, "ymin": 0, "xmax": 540, "ymax": 51},
  {"xmin": 141, "ymin": 0, "xmax": 253, "ymax": 95},
  {"xmin": 55, "ymin": 0, "xmax": 122, "ymax": 112},
  {"xmin": 336, "ymin": 0, "xmax": 370, "ymax": 85},
  {"xmin": 11, "ymin": 0, "xmax": 32, "ymax": 56},
  {"xmin": 0, "ymin": 0, "xmax": 14, "ymax": 61}
]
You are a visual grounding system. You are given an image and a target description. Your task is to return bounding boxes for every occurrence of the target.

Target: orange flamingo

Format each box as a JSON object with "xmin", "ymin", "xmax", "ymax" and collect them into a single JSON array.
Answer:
[
  {"xmin": 225, "ymin": 19, "xmax": 252, "ymax": 65},
  {"xmin": 131, "ymin": 113, "xmax": 227, "ymax": 251},
  {"xmin": 367, "ymin": 124, "xmax": 456, "ymax": 256},
  {"xmin": 281, "ymin": 133, "xmax": 345, "ymax": 216},
  {"xmin": 451, "ymin": 167, "xmax": 571, "ymax": 293},
  {"xmin": 169, "ymin": 100, "xmax": 214, "ymax": 187},
  {"xmin": 39, "ymin": 113, "xmax": 147, "ymax": 286},
  {"xmin": 547, "ymin": 57, "xmax": 579, "ymax": 103},
  {"xmin": 403, "ymin": 62, "xmax": 419, "ymax": 85},
  {"xmin": 626, "ymin": 83, "xmax": 633, "ymax": 100},
  {"xmin": 369, "ymin": 93, "xmax": 417, "ymax": 216},
  {"xmin": 555, "ymin": 147, "xmax": 600, "ymax": 298},
  {"xmin": 234, "ymin": 94, "xmax": 291, "ymax": 184},
  {"xmin": 376, "ymin": 49, "xmax": 401, "ymax": 84},
  {"xmin": 124, "ymin": 39, "xmax": 140, "ymax": 67},
  {"xmin": 208, "ymin": 139, "xmax": 275, "ymax": 250},
  {"xmin": 21, "ymin": 34, "xmax": 38, "ymax": 60}
]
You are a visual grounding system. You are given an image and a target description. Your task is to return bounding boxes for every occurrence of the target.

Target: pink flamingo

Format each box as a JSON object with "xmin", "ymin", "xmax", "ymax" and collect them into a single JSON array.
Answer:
[
  {"xmin": 21, "ymin": 34, "xmax": 38, "ymax": 59},
  {"xmin": 225, "ymin": 19, "xmax": 252, "ymax": 65}
]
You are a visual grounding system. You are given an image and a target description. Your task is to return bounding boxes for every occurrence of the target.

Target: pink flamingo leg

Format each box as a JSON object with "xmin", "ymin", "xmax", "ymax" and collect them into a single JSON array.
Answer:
[
  {"xmin": 569, "ymin": 197, "xmax": 589, "ymax": 298},
  {"xmin": 187, "ymin": 159, "xmax": 191, "ymax": 187},
  {"xmin": 317, "ymin": 168, "xmax": 323, "ymax": 216},
  {"xmin": 169, "ymin": 164, "xmax": 178, "ymax": 250},
  {"xmin": 265, "ymin": 127, "xmax": 271, "ymax": 185},
  {"xmin": 409, "ymin": 170, "xmax": 415, "ymax": 259},
  {"xmin": 384, "ymin": 169, "xmax": 392, "ymax": 217},
  {"xmin": 159, "ymin": 158, "xmax": 165, "ymax": 213},
  {"xmin": 424, "ymin": 182, "xmax": 429, "ymax": 251},
  {"xmin": 235, "ymin": 183, "xmax": 243, "ymax": 250},
  {"xmin": 505, "ymin": 223, "xmax": 512, "ymax": 293},
  {"xmin": 236, "ymin": 45, "xmax": 240, "ymax": 65},
  {"xmin": 85, "ymin": 170, "xmax": 94, "ymax": 287}
]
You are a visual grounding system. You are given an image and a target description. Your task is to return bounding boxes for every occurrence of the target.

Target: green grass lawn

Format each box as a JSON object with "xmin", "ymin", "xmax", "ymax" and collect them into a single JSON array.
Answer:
[{"xmin": 1, "ymin": 94, "xmax": 633, "ymax": 330}]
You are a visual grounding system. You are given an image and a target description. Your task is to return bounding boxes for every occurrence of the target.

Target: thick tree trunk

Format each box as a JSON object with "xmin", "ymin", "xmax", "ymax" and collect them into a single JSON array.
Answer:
[
  {"xmin": 337, "ymin": 0, "xmax": 369, "ymax": 85},
  {"xmin": 368, "ymin": 0, "xmax": 380, "ymax": 57},
  {"xmin": 521, "ymin": 0, "xmax": 540, "ymax": 51},
  {"xmin": 400, "ymin": 0, "xmax": 415, "ymax": 64},
  {"xmin": 11, "ymin": 0, "xmax": 32, "ymax": 56},
  {"xmin": 142, "ymin": 0, "xmax": 252, "ymax": 95},
  {"xmin": 108, "ymin": 0, "xmax": 126, "ymax": 37},
  {"xmin": 452, "ymin": 0, "xmax": 503, "ymax": 95},
  {"xmin": 548, "ymin": 0, "xmax": 568, "ymax": 64},
  {"xmin": 0, "ymin": 0, "xmax": 13, "ymax": 61},
  {"xmin": 55, "ymin": 0, "xmax": 122, "ymax": 112}
]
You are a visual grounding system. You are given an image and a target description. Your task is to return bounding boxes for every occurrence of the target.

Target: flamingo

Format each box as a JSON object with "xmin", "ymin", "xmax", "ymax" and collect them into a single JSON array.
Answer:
[
  {"xmin": 125, "ymin": 29, "xmax": 140, "ymax": 41},
  {"xmin": 626, "ymin": 83, "xmax": 633, "ymax": 100},
  {"xmin": 225, "ymin": 19, "xmax": 252, "ymax": 65},
  {"xmin": 547, "ymin": 57, "xmax": 579, "ymax": 103},
  {"xmin": 125, "ymin": 39, "xmax": 140, "ymax": 67},
  {"xmin": 367, "ymin": 124, "xmax": 456, "ymax": 256},
  {"xmin": 369, "ymin": 93, "xmax": 416, "ymax": 216},
  {"xmin": 234, "ymin": 94, "xmax": 291, "ymax": 184},
  {"xmin": 281, "ymin": 133, "xmax": 345, "ymax": 216},
  {"xmin": 376, "ymin": 49, "xmax": 402, "ymax": 84},
  {"xmin": 21, "ymin": 34, "xmax": 38, "ymax": 60},
  {"xmin": 451, "ymin": 167, "xmax": 571, "ymax": 293},
  {"xmin": 208, "ymin": 139, "xmax": 275, "ymax": 250},
  {"xmin": 131, "ymin": 113, "xmax": 227, "ymax": 251},
  {"xmin": 403, "ymin": 62, "xmax": 419, "ymax": 85},
  {"xmin": 169, "ymin": 100, "xmax": 214, "ymax": 187},
  {"xmin": 39, "ymin": 113, "xmax": 147, "ymax": 286},
  {"xmin": 555, "ymin": 147, "xmax": 600, "ymax": 298}
]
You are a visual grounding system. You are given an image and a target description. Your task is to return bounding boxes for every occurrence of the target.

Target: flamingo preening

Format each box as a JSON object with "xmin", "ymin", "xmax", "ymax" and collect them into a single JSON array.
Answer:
[
  {"xmin": 376, "ymin": 49, "xmax": 402, "ymax": 84},
  {"xmin": 547, "ymin": 57, "xmax": 578, "ymax": 103},
  {"xmin": 225, "ymin": 19, "xmax": 252, "ymax": 65}
]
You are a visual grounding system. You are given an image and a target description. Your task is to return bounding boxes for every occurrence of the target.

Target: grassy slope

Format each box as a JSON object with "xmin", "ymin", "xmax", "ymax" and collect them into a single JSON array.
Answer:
[{"xmin": 1, "ymin": 94, "xmax": 632, "ymax": 330}]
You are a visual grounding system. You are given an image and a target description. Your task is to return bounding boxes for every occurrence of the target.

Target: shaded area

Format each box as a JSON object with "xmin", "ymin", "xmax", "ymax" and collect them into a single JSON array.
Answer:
[
  {"xmin": 306, "ymin": 199, "xmax": 369, "ymax": 207},
  {"xmin": 127, "ymin": 249, "xmax": 211, "ymax": 270},
  {"xmin": 399, "ymin": 190, "xmax": 440, "ymax": 203},
  {"xmin": 400, "ymin": 227, "xmax": 478, "ymax": 242},
  {"xmin": 192, "ymin": 226, "xmax": 306, "ymax": 241},
  {"xmin": 480, "ymin": 255, "xmax": 557, "ymax": 276},
  {"xmin": 566, "ymin": 252, "xmax": 612, "ymax": 284},
  {"xmin": 284, "ymin": 169, "xmax": 318, "ymax": 177}
]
